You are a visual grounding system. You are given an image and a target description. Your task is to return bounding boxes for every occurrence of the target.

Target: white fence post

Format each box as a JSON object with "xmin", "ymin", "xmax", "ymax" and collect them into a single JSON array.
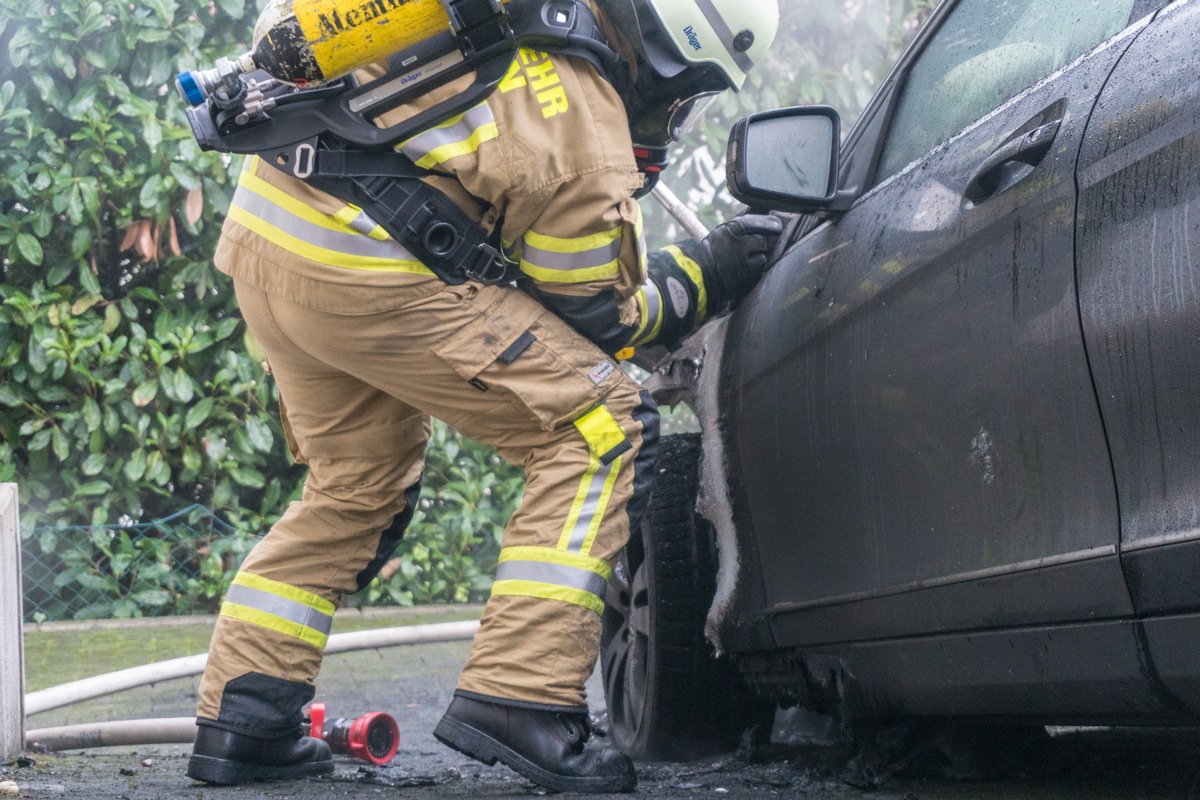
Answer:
[{"xmin": 0, "ymin": 483, "xmax": 24, "ymax": 762}]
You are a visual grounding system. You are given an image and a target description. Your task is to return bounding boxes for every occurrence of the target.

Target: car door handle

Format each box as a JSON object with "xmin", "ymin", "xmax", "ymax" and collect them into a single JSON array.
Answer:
[{"xmin": 964, "ymin": 119, "xmax": 1061, "ymax": 201}]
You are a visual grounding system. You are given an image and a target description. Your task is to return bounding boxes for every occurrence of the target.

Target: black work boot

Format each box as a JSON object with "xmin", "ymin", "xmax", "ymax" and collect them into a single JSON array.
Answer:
[
  {"xmin": 434, "ymin": 691, "xmax": 637, "ymax": 793},
  {"xmin": 187, "ymin": 723, "xmax": 334, "ymax": 785}
]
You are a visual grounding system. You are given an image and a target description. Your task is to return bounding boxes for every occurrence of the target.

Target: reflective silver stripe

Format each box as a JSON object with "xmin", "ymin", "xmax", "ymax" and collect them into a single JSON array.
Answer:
[
  {"xmin": 494, "ymin": 559, "xmax": 609, "ymax": 601},
  {"xmin": 224, "ymin": 582, "xmax": 334, "ymax": 637},
  {"xmin": 639, "ymin": 279, "xmax": 662, "ymax": 343},
  {"xmin": 344, "ymin": 209, "xmax": 380, "ymax": 236},
  {"xmin": 563, "ymin": 461, "xmax": 614, "ymax": 552},
  {"xmin": 695, "ymin": 0, "xmax": 755, "ymax": 74},
  {"xmin": 521, "ymin": 236, "xmax": 622, "ymax": 273},
  {"xmin": 233, "ymin": 183, "xmax": 416, "ymax": 261},
  {"xmin": 399, "ymin": 103, "xmax": 495, "ymax": 165}
]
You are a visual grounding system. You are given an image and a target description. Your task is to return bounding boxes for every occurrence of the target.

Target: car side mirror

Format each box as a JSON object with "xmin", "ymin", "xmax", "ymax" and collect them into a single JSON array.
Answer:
[{"xmin": 726, "ymin": 106, "xmax": 841, "ymax": 213}]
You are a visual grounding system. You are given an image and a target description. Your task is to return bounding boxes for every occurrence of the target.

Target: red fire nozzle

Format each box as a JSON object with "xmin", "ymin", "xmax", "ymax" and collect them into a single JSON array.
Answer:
[{"xmin": 308, "ymin": 702, "xmax": 400, "ymax": 765}]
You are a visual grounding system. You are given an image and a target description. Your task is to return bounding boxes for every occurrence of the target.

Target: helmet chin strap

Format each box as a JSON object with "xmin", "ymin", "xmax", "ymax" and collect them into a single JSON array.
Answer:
[{"xmin": 633, "ymin": 145, "xmax": 670, "ymax": 198}]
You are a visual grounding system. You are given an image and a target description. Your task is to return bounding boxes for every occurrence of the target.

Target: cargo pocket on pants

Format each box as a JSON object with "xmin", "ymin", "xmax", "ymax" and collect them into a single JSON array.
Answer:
[{"xmin": 431, "ymin": 286, "xmax": 625, "ymax": 431}]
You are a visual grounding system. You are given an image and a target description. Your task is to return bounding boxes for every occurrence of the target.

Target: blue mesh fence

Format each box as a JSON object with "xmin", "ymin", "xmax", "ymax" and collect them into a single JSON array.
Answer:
[{"xmin": 20, "ymin": 505, "xmax": 258, "ymax": 623}]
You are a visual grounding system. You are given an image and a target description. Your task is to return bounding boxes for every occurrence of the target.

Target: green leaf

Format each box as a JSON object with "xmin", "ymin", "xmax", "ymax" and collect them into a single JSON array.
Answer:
[
  {"xmin": 185, "ymin": 397, "xmax": 214, "ymax": 428},
  {"xmin": 15, "ymin": 232, "xmax": 43, "ymax": 265},
  {"xmin": 78, "ymin": 264, "xmax": 102, "ymax": 295},
  {"xmin": 131, "ymin": 589, "xmax": 171, "ymax": 607},
  {"xmin": 28, "ymin": 429, "xmax": 52, "ymax": 451},
  {"xmin": 103, "ymin": 405, "xmax": 119, "ymax": 437},
  {"xmin": 103, "ymin": 304, "xmax": 122, "ymax": 334},
  {"xmin": 173, "ymin": 367, "xmax": 194, "ymax": 403},
  {"xmin": 132, "ymin": 379, "xmax": 158, "ymax": 407},
  {"xmin": 67, "ymin": 85, "xmax": 99, "ymax": 119},
  {"xmin": 215, "ymin": 0, "xmax": 245, "ymax": 19},
  {"xmin": 47, "ymin": 262, "xmax": 73, "ymax": 287},
  {"xmin": 71, "ymin": 294, "xmax": 103, "ymax": 315},
  {"xmin": 203, "ymin": 436, "xmax": 226, "ymax": 462},
  {"xmin": 245, "ymin": 416, "xmax": 273, "ymax": 453},
  {"xmin": 82, "ymin": 397, "xmax": 102, "ymax": 431},
  {"xmin": 124, "ymin": 448, "xmax": 147, "ymax": 481},
  {"xmin": 214, "ymin": 317, "xmax": 240, "ymax": 340},
  {"xmin": 228, "ymin": 464, "xmax": 265, "ymax": 488},
  {"xmin": 75, "ymin": 480, "xmax": 112, "ymax": 496},
  {"xmin": 143, "ymin": 115, "xmax": 162, "ymax": 149},
  {"xmin": 71, "ymin": 227, "xmax": 93, "ymax": 258},
  {"xmin": 51, "ymin": 427, "xmax": 69, "ymax": 461},
  {"xmin": 0, "ymin": 386, "xmax": 21, "ymax": 406},
  {"xmin": 82, "ymin": 452, "xmax": 107, "ymax": 476},
  {"xmin": 138, "ymin": 176, "xmax": 160, "ymax": 210}
]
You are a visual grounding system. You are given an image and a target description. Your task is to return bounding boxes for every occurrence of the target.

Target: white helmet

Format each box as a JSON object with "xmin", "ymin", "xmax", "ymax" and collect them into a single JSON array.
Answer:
[
  {"xmin": 602, "ymin": 0, "xmax": 779, "ymax": 91},
  {"xmin": 598, "ymin": 0, "xmax": 779, "ymax": 147}
]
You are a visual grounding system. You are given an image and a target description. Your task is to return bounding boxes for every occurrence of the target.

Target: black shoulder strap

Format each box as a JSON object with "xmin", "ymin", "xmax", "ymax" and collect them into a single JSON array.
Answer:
[
  {"xmin": 300, "ymin": 147, "xmax": 512, "ymax": 286},
  {"xmin": 507, "ymin": 0, "xmax": 629, "ymax": 91}
]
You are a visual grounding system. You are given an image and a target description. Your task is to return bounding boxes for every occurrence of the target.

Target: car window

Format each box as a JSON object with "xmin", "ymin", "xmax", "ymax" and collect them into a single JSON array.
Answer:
[{"xmin": 875, "ymin": 0, "xmax": 1136, "ymax": 183}]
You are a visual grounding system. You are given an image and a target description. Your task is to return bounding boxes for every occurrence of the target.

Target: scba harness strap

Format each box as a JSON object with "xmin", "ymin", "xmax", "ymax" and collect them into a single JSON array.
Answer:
[{"xmin": 305, "ymin": 152, "xmax": 510, "ymax": 285}]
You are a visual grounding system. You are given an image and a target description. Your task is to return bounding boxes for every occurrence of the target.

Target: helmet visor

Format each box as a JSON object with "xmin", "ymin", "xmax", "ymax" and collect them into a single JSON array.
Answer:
[
  {"xmin": 628, "ymin": 66, "xmax": 727, "ymax": 148},
  {"xmin": 668, "ymin": 91, "xmax": 721, "ymax": 141}
]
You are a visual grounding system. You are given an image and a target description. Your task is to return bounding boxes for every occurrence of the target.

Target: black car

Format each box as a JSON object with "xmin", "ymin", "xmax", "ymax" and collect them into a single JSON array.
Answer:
[{"xmin": 600, "ymin": 0, "xmax": 1200, "ymax": 759}]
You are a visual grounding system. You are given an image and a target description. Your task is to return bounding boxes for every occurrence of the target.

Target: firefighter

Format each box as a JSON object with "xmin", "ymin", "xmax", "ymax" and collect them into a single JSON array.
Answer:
[{"xmin": 187, "ymin": 0, "xmax": 780, "ymax": 792}]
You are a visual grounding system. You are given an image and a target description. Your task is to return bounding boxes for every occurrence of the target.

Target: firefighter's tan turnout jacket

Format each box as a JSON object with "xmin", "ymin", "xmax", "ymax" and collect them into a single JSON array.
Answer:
[{"xmin": 217, "ymin": 44, "xmax": 709, "ymax": 355}]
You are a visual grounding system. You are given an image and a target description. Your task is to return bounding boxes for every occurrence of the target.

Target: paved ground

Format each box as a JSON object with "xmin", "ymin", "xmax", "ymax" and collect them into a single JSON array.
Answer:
[{"xmin": 6, "ymin": 608, "xmax": 1200, "ymax": 799}]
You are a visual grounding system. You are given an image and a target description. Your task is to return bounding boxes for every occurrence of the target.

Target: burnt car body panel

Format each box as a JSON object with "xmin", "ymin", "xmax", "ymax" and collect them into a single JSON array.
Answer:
[{"xmin": 702, "ymin": 0, "xmax": 1199, "ymax": 722}]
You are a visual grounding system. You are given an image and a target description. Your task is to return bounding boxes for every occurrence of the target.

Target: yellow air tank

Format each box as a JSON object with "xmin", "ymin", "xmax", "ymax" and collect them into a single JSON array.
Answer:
[{"xmin": 247, "ymin": 0, "xmax": 483, "ymax": 87}]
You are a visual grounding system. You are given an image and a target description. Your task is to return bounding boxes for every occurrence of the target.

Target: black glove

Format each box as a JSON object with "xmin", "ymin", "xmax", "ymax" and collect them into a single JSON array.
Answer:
[{"xmin": 691, "ymin": 214, "xmax": 784, "ymax": 313}]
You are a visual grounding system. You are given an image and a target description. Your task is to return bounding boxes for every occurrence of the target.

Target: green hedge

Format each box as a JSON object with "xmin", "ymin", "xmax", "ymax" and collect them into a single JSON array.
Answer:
[{"xmin": 0, "ymin": 0, "xmax": 522, "ymax": 614}]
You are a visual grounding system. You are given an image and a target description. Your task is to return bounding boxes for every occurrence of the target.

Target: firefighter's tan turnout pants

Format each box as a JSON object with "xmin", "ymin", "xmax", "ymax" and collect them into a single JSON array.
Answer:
[{"xmin": 196, "ymin": 276, "xmax": 658, "ymax": 735}]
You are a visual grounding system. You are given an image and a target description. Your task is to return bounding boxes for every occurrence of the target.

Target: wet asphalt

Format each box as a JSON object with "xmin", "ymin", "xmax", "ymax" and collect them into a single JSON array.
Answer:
[{"xmin": 6, "ymin": 610, "xmax": 1200, "ymax": 799}]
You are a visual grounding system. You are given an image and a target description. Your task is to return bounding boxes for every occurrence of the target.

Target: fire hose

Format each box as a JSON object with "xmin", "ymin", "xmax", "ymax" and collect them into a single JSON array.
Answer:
[
  {"xmin": 24, "ymin": 706, "xmax": 400, "ymax": 765},
  {"xmin": 24, "ymin": 619, "xmax": 479, "ymax": 761}
]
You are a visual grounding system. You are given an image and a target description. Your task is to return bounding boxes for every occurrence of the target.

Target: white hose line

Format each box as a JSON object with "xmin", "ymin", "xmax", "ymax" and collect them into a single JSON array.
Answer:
[
  {"xmin": 25, "ymin": 619, "xmax": 480, "ymax": 716},
  {"xmin": 26, "ymin": 717, "xmax": 197, "ymax": 751}
]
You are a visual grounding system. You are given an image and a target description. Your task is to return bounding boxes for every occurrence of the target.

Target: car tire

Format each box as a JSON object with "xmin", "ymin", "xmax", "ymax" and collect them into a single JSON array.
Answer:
[{"xmin": 600, "ymin": 433, "xmax": 770, "ymax": 760}]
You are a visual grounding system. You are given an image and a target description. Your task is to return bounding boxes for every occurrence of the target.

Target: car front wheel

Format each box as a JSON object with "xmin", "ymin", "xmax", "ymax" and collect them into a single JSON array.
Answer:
[{"xmin": 601, "ymin": 433, "xmax": 770, "ymax": 759}]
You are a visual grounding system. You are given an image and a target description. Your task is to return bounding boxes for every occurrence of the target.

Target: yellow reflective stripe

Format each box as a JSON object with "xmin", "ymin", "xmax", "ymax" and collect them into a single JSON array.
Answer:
[
  {"xmin": 519, "ymin": 226, "xmax": 623, "ymax": 284},
  {"xmin": 630, "ymin": 282, "xmax": 664, "ymax": 347},
  {"xmin": 634, "ymin": 211, "xmax": 648, "ymax": 271},
  {"xmin": 557, "ymin": 453, "xmax": 622, "ymax": 555},
  {"xmin": 664, "ymin": 245, "xmax": 708, "ymax": 321},
  {"xmin": 499, "ymin": 545, "xmax": 613, "ymax": 580},
  {"xmin": 494, "ymin": 546, "xmax": 611, "ymax": 614},
  {"xmin": 219, "ymin": 573, "xmax": 335, "ymax": 649},
  {"xmin": 398, "ymin": 103, "xmax": 498, "ymax": 169},
  {"xmin": 219, "ymin": 602, "xmax": 330, "ymax": 649},
  {"xmin": 520, "ymin": 260, "xmax": 621, "ymax": 283},
  {"xmin": 239, "ymin": 166, "xmax": 364, "ymax": 235},
  {"xmin": 227, "ymin": 206, "xmax": 434, "ymax": 274},
  {"xmin": 331, "ymin": 205, "xmax": 389, "ymax": 240},
  {"xmin": 525, "ymin": 227, "xmax": 622, "ymax": 255},
  {"xmin": 574, "ymin": 404, "xmax": 629, "ymax": 462},
  {"xmin": 580, "ymin": 454, "xmax": 621, "ymax": 556},
  {"xmin": 232, "ymin": 162, "xmax": 434, "ymax": 274},
  {"xmin": 490, "ymin": 579, "xmax": 606, "ymax": 615},
  {"xmin": 233, "ymin": 571, "xmax": 336, "ymax": 614}
]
